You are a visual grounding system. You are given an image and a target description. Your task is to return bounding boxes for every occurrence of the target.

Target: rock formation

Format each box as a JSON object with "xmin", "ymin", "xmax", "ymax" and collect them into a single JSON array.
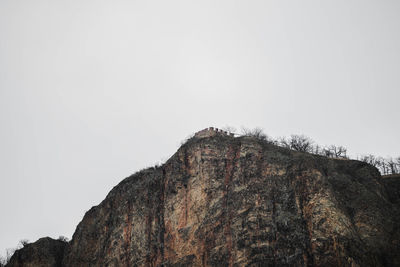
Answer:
[
  {"xmin": 6, "ymin": 237, "xmax": 66, "ymax": 267},
  {"xmin": 7, "ymin": 133, "xmax": 400, "ymax": 266}
]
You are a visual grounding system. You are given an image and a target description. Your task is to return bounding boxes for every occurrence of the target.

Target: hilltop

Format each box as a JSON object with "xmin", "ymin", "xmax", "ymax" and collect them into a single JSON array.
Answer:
[{"xmin": 6, "ymin": 130, "xmax": 400, "ymax": 266}]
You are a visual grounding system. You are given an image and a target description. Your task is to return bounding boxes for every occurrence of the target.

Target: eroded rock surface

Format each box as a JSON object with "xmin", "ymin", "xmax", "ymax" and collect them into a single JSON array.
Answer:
[
  {"xmin": 8, "ymin": 135, "xmax": 400, "ymax": 266},
  {"xmin": 62, "ymin": 135, "xmax": 399, "ymax": 266},
  {"xmin": 7, "ymin": 237, "xmax": 66, "ymax": 267}
]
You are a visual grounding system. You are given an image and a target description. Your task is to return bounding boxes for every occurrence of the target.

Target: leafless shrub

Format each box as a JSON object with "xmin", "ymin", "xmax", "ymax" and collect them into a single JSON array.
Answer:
[
  {"xmin": 360, "ymin": 155, "xmax": 380, "ymax": 168},
  {"xmin": 321, "ymin": 145, "xmax": 348, "ymax": 158},
  {"xmin": 278, "ymin": 135, "xmax": 314, "ymax": 153},
  {"xmin": 240, "ymin": 127, "xmax": 268, "ymax": 141},
  {"xmin": 312, "ymin": 144, "xmax": 322, "ymax": 155},
  {"xmin": 359, "ymin": 155, "xmax": 400, "ymax": 175},
  {"xmin": 290, "ymin": 135, "xmax": 314, "ymax": 152},
  {"xmin": 386, "ymin": 158, "xmax": 399, "ymax": 175},
  {"xmin": 378, "ymin": 157, "xmax": 389, "ymax": 175},
  {"xmin": 277, "ymin": 136, "xmax": 290, "ymax": 149}
]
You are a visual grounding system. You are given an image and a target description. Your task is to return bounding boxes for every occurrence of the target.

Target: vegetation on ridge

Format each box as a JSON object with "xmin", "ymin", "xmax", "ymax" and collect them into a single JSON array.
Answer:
[{"xmin": 236, "ymin": 126, "xmax": 400, "ymax": 175}]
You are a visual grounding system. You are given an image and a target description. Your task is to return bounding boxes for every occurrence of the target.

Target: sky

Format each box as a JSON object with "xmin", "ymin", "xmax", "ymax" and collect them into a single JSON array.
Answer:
[{"xmin": 1, "ymin": 0, "xmax": 399, "ymax": 257}]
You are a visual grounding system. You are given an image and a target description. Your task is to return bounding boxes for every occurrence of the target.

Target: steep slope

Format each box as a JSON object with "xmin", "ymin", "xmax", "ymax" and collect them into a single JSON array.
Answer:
[
  {"xmin": 61, "ymin": 135, "xmax": 399, "ymax": 266},
  {"xmin": 7, "ymin": 134, "xmax": 400, "ymax": 266}
]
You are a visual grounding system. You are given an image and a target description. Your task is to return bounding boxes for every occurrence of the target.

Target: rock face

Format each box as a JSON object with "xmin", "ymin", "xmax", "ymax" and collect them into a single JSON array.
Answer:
[
  {"xmin": 382, "ymin": 174, "xmax": 400, "ymax": 205},
  {"xmin": 7, "ymin": 237, "xmax": 66, "ymax": 267},
  {"xmin": 8, "ymin": 134, "xmax": 400, "ymax": 266}
]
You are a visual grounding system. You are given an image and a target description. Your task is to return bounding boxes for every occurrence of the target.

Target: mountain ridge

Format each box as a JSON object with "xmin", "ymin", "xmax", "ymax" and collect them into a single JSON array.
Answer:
[{"xmin": 7, "ymin": 133, "xmax": 400, "ymax": 266}]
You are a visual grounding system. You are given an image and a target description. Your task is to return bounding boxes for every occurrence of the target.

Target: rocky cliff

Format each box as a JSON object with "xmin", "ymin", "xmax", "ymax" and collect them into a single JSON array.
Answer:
[
  {"xmin": 6, "ymin": 237, "xmax": 66, "ymax": 267},
  {"xmin": 7, "ymin": 134, "xmax": 400, "ymax": 266}
]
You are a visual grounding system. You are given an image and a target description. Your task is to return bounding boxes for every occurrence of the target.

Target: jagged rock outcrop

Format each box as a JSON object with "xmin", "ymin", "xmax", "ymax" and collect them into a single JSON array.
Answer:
[
  {"xmin": 7, "ymin": 237, "xmax": 66, "ymax": 267},
  {"xmin": 8, "ymin": 134, "xmax": 400, "ymax": 266}
]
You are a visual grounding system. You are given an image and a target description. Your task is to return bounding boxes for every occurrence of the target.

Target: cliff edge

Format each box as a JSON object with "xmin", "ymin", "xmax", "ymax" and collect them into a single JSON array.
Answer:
[{"xmin": 7, "ymin": 134, "xmax": 400, "ymax": 266}]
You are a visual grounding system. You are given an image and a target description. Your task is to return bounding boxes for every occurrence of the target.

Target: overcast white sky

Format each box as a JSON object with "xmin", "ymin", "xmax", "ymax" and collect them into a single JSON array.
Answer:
[{"xmin": 1, "ymin": 0, "xmax": 399, "ymax": 256}]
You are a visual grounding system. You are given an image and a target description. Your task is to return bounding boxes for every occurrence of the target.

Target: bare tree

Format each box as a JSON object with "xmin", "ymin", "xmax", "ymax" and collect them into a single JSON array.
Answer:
[
  {"xmin": 359, "ymin": 155, "xmax": 400, "ymax": 175},
  {"xmin": 277, "ymin": 135, "xmax": 314, "ymax": 152},
  {"xmin": 235, "ymin": 128, "xmax": 397, "ymax": 176},
  {"xmin": 288, "ymin": 135, "xmax": 314, "ymax": 153},
  {"xmin": 395, "ymin": 157, "xmax": 400, "ymax": 174},
  {"xmin": 313, "ymin": 144, "xmax": 322, "ymax": 155},
  {"xmin": 385, "ymin": 158, "xmax": 399, "ymax": 175},
  {"xmin": 322, "ymin": 147, "xmax": 333, "ymax": 158},
  {"xmin": 240, "ymin": 127, "xmax": 268, "ymax": 141},
  {"xmin": 324, "ymin": 145, "xmax": 348, "ymax": 158},
  {"xmin": 360, "ymin": 155, "xmax": 380, "ymax": 168},
  {"xmin": 278, "ymin": 136, "xmax": 290, "ymax": 149},
  {"xmin": 240, "ymin": 127, "xmax": 250, "ymax": 136}
]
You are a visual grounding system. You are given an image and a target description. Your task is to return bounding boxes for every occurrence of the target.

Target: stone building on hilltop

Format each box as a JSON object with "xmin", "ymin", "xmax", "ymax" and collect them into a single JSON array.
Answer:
[{"xmin": 194, "ymin": 127, "xmax": 235, "ymax": 138}]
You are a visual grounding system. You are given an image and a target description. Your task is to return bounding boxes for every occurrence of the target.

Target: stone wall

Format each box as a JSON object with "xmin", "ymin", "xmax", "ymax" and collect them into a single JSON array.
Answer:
[{"xmin": 194, "ymin": 127, "xmax": 234, "ymax": 138}]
